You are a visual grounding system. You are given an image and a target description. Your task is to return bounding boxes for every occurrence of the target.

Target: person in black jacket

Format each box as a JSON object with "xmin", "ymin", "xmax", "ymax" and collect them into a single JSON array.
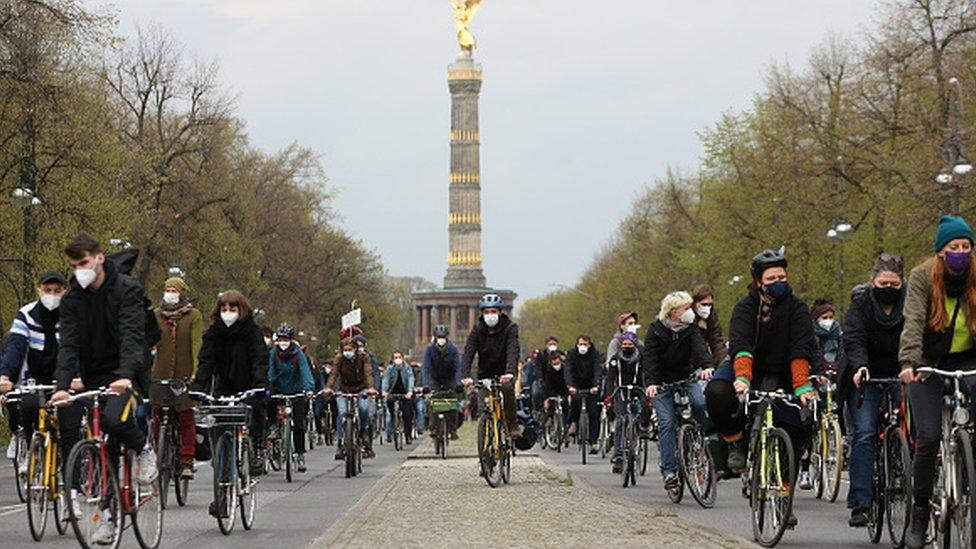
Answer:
[
  {"xmin": 541, "ymin": 351, "xmax": 568, "ymax": 440},
  {"xmin": 605, "ymin": 331, "xmax": 643, "ymax": 473},
  {"xmin": 50, "ymin": 234, "xmax": 155, "ymax": 545},
  {"xmin": 644, "ymin": 291, "xmax": 714, "ymax": 490},
  {"xmin": 461, "ymin": 294, "xmax": 520, "ymax": 435},
  {"xmin": 192, "ymin": 289, "xmax": 269, "ymax": 478},
  {"xmin": 842, "ymin": 253, "xmax": 906, "ymax": 528},
  {"xmin": 565, "ymin": 335, "xmax": 602, "ymax": 453}
]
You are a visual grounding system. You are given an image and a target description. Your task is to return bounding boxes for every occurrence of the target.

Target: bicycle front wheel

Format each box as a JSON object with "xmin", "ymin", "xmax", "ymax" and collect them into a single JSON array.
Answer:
[
  {"xmin": 679, "ymin": 423, "xmax": 716, "ymax": 509},
  {"xmin": 239, "ymin": 436, "xmax": 256, "ymax": 530},
  {"xmin": 809, "ymin": 424, "xmax": 824, "ymax": 500},
  {"xmin": 867, "ymin": 450, "xmax": 884, "ymax": 545},
  {"xmin": 155, "ymin": 425, "xmax": 171, "ymax": 510},
  {"xmin": 823, "ymin": 416, "xmax": 844, "ymax": 503},
  {"xmin": 27, "ymin": 434, "xmax": 49, "ymax": 541},
  {"xmin": 66, "ymin": 439, "xmax": 122, "ymax": 549},
  {"xmin": 14, "ymin": 430, "xmax": 29, "ymax": 503},
  {"xmin": 478, "ymin": 414, "xmax": 501, "ymax": 488},
  {"xmin": 131, "ymin": 449, "xmax": 164, "ymax": 549},
  {"xmin": 750, "ymin": 427, "xmax": 795, "ymax": 548},
  {"xmin": 283, "ymin": 420, "xmax": 292, "ymax": 483},
  {"xmin": 579, "ymin": 407, "xmax": 589, "ymax": 465},
  {"xmin": 884, "ymin": 427, "xmax": 911, "ymax": 548},
  {"xmin": 214, "ymin": 431, "xmax": 238, "ymax": 535},
  {"xmin": 948, "ymin": 427, "xmax": 976, "ymax": 548}
]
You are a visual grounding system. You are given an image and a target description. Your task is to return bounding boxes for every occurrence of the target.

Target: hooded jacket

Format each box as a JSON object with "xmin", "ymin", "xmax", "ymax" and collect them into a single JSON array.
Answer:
[
  {"xmin": 327, "ymin": 352, "xmax": 374, "ymax": 393},
  {"xmin": 461, "ymin": 313, "xmax": 520, "ymax": 379},
  {"xmin": 422, "ymin": 341, "xmax": 461, "ymax": 385},
  {"xmin": 55, "ymin": 260, "xmax": 148, "ymax": 391},
  {"xmin": 564, "ymin": 345, "xmax": 602, "ymax": 390},
  {"xmin": 268, "ymin": 342, "xmax": 314, "ymax": 395},
  {"xmin": 643, "ymin": 319, "xmax": 715, "ymax": 385},
  {"xmin": 194, "ymin": 315, "xmax": 268, "ymax": 396},
  {"xmin": 382, "ymin": 362, "xmax": 416, "ymax": 394},
  {"xmin": 1, "ymin": 301, "xmax": 61, "ymax": 384}
]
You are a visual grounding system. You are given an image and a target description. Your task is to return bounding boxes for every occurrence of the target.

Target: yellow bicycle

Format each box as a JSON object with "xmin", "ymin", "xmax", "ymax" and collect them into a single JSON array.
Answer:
[
  {"xmin": 808, "ymin": 373, "xmax": 844, "ymax": 502},
  {"xmin": 17, "ymin": 383, "xmax": 70, "ymax": 541},
  {"xmin": 476, "ymin": 379, "xmax": 512, "ymax": 488}
]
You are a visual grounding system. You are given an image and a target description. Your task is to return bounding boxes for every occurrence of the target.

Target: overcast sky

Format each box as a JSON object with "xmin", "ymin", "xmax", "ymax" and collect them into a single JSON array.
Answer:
[{"xmin": 115, "ymin": 0, "xmax": 878, "ymax": 304}]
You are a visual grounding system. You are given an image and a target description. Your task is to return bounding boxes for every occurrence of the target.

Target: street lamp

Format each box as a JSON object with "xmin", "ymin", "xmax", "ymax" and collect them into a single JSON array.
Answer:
[
  {"xmin": 727, "ymin": 275, "xmax": 742, "ymax": 286},
  {"xmin": 827, "ymin": 220, "xmax": 854, "ymax": 309},
  {"xmin": 941, "ymin": 77, "xmax": 970, "ymax": 215},
  {"xmin": 167, "ymin": 266, "xmax": 185, "ymax": 278}
]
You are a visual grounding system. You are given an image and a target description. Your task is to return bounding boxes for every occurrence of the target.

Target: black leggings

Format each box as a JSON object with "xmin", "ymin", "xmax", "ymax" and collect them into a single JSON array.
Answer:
[{"xmin": 705, "ymin": 379, "xmax": 746, "ymax": 437}]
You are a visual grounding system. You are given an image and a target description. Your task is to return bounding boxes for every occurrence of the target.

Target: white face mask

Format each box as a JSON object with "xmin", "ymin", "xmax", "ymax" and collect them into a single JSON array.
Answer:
[
  {"xmin": 40, "ymin": 294, "xmax": 61, "ymax": 311},
  {"xmin": 483, "ymin": 313, "xmax": 499, "ymax": 327},
  {"xmin": 625, "ymin": 324, "xmax": 640, "ymax": 334},
  {"xmin": 277, "ymin": 341, "xmax": 291, "ymax": 351},
  {"xmin": 220, "ymin": 311, "xmax": 239, "ymax": 326},
  {"xmin": 162, "ymin": 291, "xmax": 180, "ymax": 305},
  {"xmin": 577, "ymin": 345, "xmax": 589, "ymax": 355},
  {"xmin": 264, "ymin": 337, "xmax": 272, "ymax": 347},
  {"xmin": 436, "ymin": 338, "xmax": 447, "ymax": 347},
  {"xmin": 547, "ymin": 344, "xmax": 558, "ymax": 352},
  {"xmin": 343, "ymin": 350, "xmax": 355, "ymax": 360},
  {"xmin": 680, "ymin": 308, "xmax": 696, "ymax": 325},
  {"xmin": 696, "ymin": 305, "xmax": 712, "ymax": 320},
  {"xmin": 394, "ymin": 358, "xmax": 403, "ymax": 366},
  {"xmin": 818, "ymin": 318, "xmax": 835, "ymax": 331},
  {"xmin": 75, "ymin": 268, "xmax": 97, "ymax": 289},
  {"xmin": 552, "ymin": 363, "xmax": 562, "ymax": 371}
]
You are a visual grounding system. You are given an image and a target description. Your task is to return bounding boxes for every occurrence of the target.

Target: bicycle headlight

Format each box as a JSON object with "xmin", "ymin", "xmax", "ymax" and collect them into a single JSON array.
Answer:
[
  {"xmin": 954, "ymin": 407, "xmax": 970, "ymax": 426},
  {"xmin": 681, "ymin": 408, "xmax": 692, "ymax": 421},
  {"xmin": 285, "ymin": 406, "xmax": 292, "ymax": 415},
  {"xmin": 199, "ymin": 415, "xmax": 216, "ymax": 429}
]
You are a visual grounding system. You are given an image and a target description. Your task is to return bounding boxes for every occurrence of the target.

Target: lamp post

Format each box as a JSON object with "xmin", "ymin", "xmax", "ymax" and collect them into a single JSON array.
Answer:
[
  {"xmin": 12, "ymin": 187, "xmax": 41, "ymax": 300},
  {"xmin": 827, "ymin": 219, "xmax": 854, "ymax": 305},
  {"xmin": 938, "ymin": 77, "xmax": 972, "ymax": 215}
]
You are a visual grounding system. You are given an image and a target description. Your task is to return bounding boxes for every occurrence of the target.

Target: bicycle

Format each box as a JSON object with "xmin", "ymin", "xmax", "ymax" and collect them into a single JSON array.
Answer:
[
  {"xmin": 915, "ymin": 367, "xmax": 976, "ymax": 548},
  {"xmin": 388, "ymin": 393, "xmax": 408, "ymax": 451},
  {"xmin": 577, "ymin": 393, "xmax": 590, "ymax": 465},
  {"xmin": 320, "ymin": 393, "xmax": 336, "ymax": 446},
  {"xmin": 854, "ymin": 375, "xmax": 911, "ymax": 547},
  {"xmin": 13, "ymin": 383, "xmax": 70, "ymax": 540},
  {"xmin": 306, "ymin": 396, "xmax": 317, "ymax": 451},
  {"xmin": 373, "ymin": 395, "xmax": 386, "ymax": 447},
  {"xmin": 543, "ymin": 396, "xmax": 565, "ymax": 453},
  {"xmin": 476, "ymin": 378, "xmax": 512, "ymax": 488},
  {"xmin": 744, "ymin": 389, "xmax": 799, "ymax": 548},
  {"xmin": 807, "ymin": 372, "xmax": 844, "ymax": 502},
  {"xmin": 615, "ymin": 384, "xmax": 644, "ymax": 488},
  {"xmin": 430, "ymin": 389, "xmax": 460, "ymax": 460},
  {"xmin": 2, "ymin": 391, "xmax": 30, "ymax": 504},
  {"xmin": 337, "ymin": 392, "xmax": 366, "ymax": 479},
  {"xmin": 269, "ymin": 393, "xmax": 305, "ymax": 483},
  {"xmin": 148, "ymin": 379, "xmax": 190, "ymax": 509},
  {"xmin": 598, "ymin": 397, "xmax": 612, "ymax": 460},
  {"xmin": 63, "ymin": 388, "xmax": 164, "ymax": 549},
  {"xmin": 190, "ymin": 388, "xmax": 263, "ymax": 535},
  {"xmin": 658, "ymin": 376, "xmax": 717, "ymax": 508}
]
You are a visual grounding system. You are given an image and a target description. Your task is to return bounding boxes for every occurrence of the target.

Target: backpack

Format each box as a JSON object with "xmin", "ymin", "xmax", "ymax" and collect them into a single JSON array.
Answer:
[{"xmin": 513, "ymin": 409, "xmax": 540, "ymax": 451}]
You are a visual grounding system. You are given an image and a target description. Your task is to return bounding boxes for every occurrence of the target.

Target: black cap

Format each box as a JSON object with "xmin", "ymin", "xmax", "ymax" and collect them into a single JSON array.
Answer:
[{"xmin": 38, "ymin": 271, "xmax": 67, "ymax": 285}]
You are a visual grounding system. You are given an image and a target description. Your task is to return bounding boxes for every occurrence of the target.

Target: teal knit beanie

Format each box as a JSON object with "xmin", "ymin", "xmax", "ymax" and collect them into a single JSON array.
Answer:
[{"xmin": 935, "ymin": 215, "xmax": 975, "ymax": 252}]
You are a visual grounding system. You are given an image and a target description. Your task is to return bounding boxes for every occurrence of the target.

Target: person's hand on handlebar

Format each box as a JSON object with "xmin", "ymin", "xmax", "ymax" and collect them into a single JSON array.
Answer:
[
  {"xmin": 645, "ymin": 385, "xmax": 659, "ymax": 399},
  {"xmin": 500, "ymin": 374, "xmax": 514, "ymax": 384},
  {"xmin": 461, "ymin": 378, "xmax": 473, "ymax": 387},
  {"xmin": 323, "ymin": 387, "xmax": 334, "ymax": 396},
  {"xmin": 899, "ymin": 367, "xmax": 917, "ymax": 385},
  {"xmin": 70, "ymin": 377, "xmax": 84, "ymax": 391},
  {"xmin": 733, "ymin": 380, "xmax": 749, "ymax": 395},
  {"xmin": 404, "ymin": 391, "xmax": 413, "ymax": 400},
  {"xmin": 589, "ymin": 387, "xmax": 599, "ymax": 395},
  {"xmin": 109, "ymin": 378, "xmax": 132, "ymax": 394},
  {"xmin": 853, "ymin": 367, "xmax": 870, "ymax": 388},
  {"xmin": 51, "ymin": 390, "xmax": 70, "ymax": 403},
  {"xmin": 799, "ymin": 391, "xmax": 816, "ymax": 407},
  {"xmin": 699, "ymin": 368, "xmax": 714, "ymax": 382},
  {"xmin": 0, "ymin": 376, "xmax": 12, "ymax": 393},
  {"xmin": 568, "ymin": 386, "xmax": 578, "ymax": 396}
]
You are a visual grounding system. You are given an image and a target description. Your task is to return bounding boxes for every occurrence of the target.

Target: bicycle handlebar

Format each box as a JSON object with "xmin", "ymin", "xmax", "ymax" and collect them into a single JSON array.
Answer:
[
  {"xmin": 188, "ymin": 388, "xmax": 266, "ymax": 404},
  {"xmin": 915, "ymin": 367, "xmax": 976, "ymax": 379},
  {"xmin": 656, "ymin": 375, "xmax": 699, "ymax": 391},
  {"xmin": 269, "ymin": 393, "xmax": 309, "ymax": 400}
]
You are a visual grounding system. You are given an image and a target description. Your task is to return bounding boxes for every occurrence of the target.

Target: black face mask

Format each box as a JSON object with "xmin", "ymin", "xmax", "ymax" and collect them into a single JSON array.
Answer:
[
  {"xmin": 621, "ymin": 347, "xmax": 636, "ymax": 358},
  {"xmin": 873, "ymin": 286, "xmax": 901, "ymax": 306}
]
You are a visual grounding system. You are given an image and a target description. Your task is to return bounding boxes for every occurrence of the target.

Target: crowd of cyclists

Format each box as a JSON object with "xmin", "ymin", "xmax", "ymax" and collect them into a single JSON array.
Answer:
[{"xmin": 5, "ymin": 213, "xmax": 976, "ymax": 547}]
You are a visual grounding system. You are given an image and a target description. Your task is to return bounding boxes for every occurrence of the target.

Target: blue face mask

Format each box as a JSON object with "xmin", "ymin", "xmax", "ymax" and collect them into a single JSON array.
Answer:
[{"xmin": 764, "ymin": 280, "xmax": 790, "ymax": 299}]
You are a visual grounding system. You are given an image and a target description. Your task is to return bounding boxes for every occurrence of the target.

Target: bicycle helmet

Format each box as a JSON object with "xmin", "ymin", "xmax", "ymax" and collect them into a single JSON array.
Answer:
[
  {"xmin": 750, "ymin": 246, "xmax": 788, "ymax": 280},
  {"xmin": 276, "ymin": 323, "xmax": 296, "ymax": 340},
  {"xmin": 433, "ymin": 324, "xmax": 449, "ymax": 338},
  {"xmin": 479, "ymin": 293, "xmax": 503, "ymax": 310}
]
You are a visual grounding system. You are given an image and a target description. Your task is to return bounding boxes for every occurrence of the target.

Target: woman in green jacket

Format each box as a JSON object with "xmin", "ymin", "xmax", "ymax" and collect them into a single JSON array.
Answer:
[{"xmin": 899, "ymin": 215, "xmax": 976, "ymax": 549}]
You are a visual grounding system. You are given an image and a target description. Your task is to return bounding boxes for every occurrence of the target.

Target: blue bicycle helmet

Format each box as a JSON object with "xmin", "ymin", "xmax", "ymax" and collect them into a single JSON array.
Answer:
[{"xmin": 479, "ymin": 293, "xmax": 503, "ymax": 310}]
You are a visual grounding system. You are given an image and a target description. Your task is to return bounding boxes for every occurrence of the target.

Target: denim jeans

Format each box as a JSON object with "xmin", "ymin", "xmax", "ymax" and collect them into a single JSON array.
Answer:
[
  {"xmin": 415, "ymin": 398, "xmax": 426, "ymax": 431},
  {"xmin": 652, "ymin": 381, "xmax": 707, "ymax": 476},
  {"xmin": 567, "ymin": 393, "xmax": 600, "ymax": 444},
  {"xmin": 846, "ymin": 384, "xmax": 900, "ymax": 509},
  {"xmin": 385, "ymin": 395, "xmax": 415, "ymax": 439},
  {"xmin": 336, "ymin": 394, "xmax": 376, "ymax": 451}
]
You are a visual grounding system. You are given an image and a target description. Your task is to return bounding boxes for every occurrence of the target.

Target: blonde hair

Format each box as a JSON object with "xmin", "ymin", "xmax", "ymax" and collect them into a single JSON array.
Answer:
[{"xmin": 658, "ymin": 291, "xmax": 693, "ymax": 321}]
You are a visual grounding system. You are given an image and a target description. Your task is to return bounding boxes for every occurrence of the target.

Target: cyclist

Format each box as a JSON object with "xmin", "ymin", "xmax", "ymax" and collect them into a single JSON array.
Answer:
[
  {"xmin": 706, "ymin": 248, "xmax": 816, "ymax": 519},
  {"xmin": 606, "ymin": 312, "xmax": 642, "ymax": 370},
  {"xmin": 422, "ymin": 325, "xmax": 461, "ymax": 438},
  {"xmin": 460, "ymin": 294, "xmax": 520, "ymax": 438},
  {"xmin": 310, "ymin": 350, "xmax": 329, "ymax": 445},
  {"xmin": 150, "ymin": 276, "xmax": 202, "ymax": 480},
  {"xmin": 192, "ymin": 289, "xmax": 269, "ymax": 479},
  {"xmin": 324, "ymin": 337, "xmax": 377, "ymax": 460},
  {"xmin": 644, "ymin": 291, "xmax": 714, "ymax": 491},
  {"xmin": 812, "ymin": 298, "xmax": 841, "ymax": 369},
  {"xmin": 565, "ymin": 335, "xmax": 602, "ymax": 454},
  {"xmin": 50, "ymin": 233, "xmax": 157, "ymax": 544},
  {"xmin": 541, "ymin": 351, "xmax": 569, "ymax": 441},
  {"xmin": 690, "ymin": 285, "xmax": 728, "ymax": 365},
  {"xmin": 899, "ymin": 215, "xmax": 976, "ymax": 549},
  {"xmin": 840, "ymin": 253, "xmax": 905, "ymax": 528},
  {"xmin": 268, "ymin": 323, "xmax": 313, "ymax": 473},
  {"xmin": 382, "ymin": 350, "xmax": 415, "ymax": 444},
  {"xmin": 606, "ymin": 331, "xmax": 643, "ymax": 474},
  {"xmin": 0, "ymin": 271, "xmax": 85, "ymax": 481}
]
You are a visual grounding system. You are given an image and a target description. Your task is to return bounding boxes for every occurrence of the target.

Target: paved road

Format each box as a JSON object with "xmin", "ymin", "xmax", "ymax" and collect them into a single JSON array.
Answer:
[
  {"xmin": 0, "ymin": 435, "xmax": 413, "ymax": 549},
  {"xmin": 538, "ymin": 440, "xmax": 878, "ymax": 549}
]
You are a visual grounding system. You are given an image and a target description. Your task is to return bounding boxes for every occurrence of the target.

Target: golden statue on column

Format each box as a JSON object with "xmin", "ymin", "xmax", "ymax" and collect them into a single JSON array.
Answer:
[{"xmin": 450, "ymin": 0, "xmax": 483, "ymax": 55}]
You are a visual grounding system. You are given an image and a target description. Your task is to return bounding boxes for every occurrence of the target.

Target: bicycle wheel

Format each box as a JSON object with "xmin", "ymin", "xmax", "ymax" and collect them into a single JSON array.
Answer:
[
  {"xmin": 307, "ymin": 408, "xmax": 316, "ymax": 451},
  {"xmin": 66, "ymin": 439, "xmax": 122, "ymax": 549},
  {"xmin": 824, "ymin": 417, "xmax": 844, "ymax": 503},
  {"xmin": 174, "ymin": 443, "xmax": 189, "ymax": 509},
  {"xmin": 599, "ymin": 411, "xmax": 608, "ymax": 460},
  {"xmin": 239, "ymin": 436, "xmax": 256, "ymax": 531},
  {"xmin": 394, "ymin": 408, "xmax": 404, "ymax": 452},
  {"xmin": 155, "ymin": 425, "xmax": 171, "ymax": 510},
  {"xmin": 809, "ymin": 424, "xmax": 824, "ymax": 500},
  {"xmin": 621, "ymin": 417, "xmax": 633, "ymax": 488},
  {"xmin": 478, "ymin": 414, "xmax": 501, "ymax": 488},
  {"xmin": 640, "ymin": 437, "xmax": 650, "ymax": 476},
  {"xmin": 948, "ymin": 428, "xmax": 976, "ymax": 549},
  {"xmin": 27, "ymin": 434, "xmax": 49, "ymax": 541},
  {"xmin": 14, "ymin": 430, "xmax": 29, "ymax": 503},
  {"xmin": 885, "ymin": 427, "xmax": 911, "ymax": 548},
  {"xmin": 214, "ymin": 431, "xmax": 238, "ymax": 535},
  {"xmin": 283, "ymin": 419, "xmax": 292, "ymax": 483},
  {"xmin": 345, "ymin": 416, "xmax": 357, "ymax": 479},
  {"xmin": 555, "ymin": 410, "xmax": 563, "ymax": 453},
  {"xmin": 750, "ymin": 427, "xmax": 795, "ymax": 548},
  {"xmin": 580, "ymin": 406, "xmax": 589, "ymax": 465},
  {"xmin": 440, "ymin": 416, "xmax": 448, "ymax": 460},
  {"xmin": 54, "ymin": 481, "xmax": 69, "ymax": 536},
  {"xmin": 268, "ymin": 433, "xmax": 282, "ymax": 472},
  {"xmin": 867, "ymin": 451, "xmax": 884, "ymax": 544},
  {"xmin": 131, "ymin": 449, "xmax": 164, "ymax": 549},
  {"xmin": 679, "ymin": 423, "xmax": 716, "ymax": 509}
]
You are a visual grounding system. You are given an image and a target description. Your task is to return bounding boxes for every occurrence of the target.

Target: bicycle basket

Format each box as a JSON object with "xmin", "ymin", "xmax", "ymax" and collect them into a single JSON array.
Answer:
[
  {"xmin": 429, "ymin": 398, "xmax": 459, "ymax": 413},
  {"xmin": 196, "ymin": 404, "xmax": 251, "ymax": 427}
]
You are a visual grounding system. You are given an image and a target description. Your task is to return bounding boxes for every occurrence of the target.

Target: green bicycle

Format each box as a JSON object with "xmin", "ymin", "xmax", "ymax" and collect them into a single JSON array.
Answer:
[{"xmin": 745, "ymin": 389, "xmax": 799, "ymax": 548}]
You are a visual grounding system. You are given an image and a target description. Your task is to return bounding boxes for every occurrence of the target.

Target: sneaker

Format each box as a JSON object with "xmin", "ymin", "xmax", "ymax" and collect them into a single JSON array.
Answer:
[
  {"xmin": 136, "ymin": 448, "xmax": 158, "ymax": 485},
  {"xmin": 611, "ymin": 458, "xmax": 623, "ymax": 474},
  {"xmin": 664, "ymin": 472, "xmax": 680, "ymax": 490},
  {"xmin": 296, "ymin": 454, "xmax": 307, "ymax": 473},
  {"xmin": 249, "ymin": 453, "xmax": 266, "ymax": 476},
  {"xmin": 567, "ymin": 422, "xmax": 578, "ymax": 436},
  {"xmin": 364, "ymin": 449, "xmax": 375, "ymax": 459},
  {"xmin": 6, "ymin": 440, "xmax": 16, "ymax": 459},
  {"xmin": 334, "ymin": 449, "xmax": 345, "ymax": 461},
  {"xmin": 416, "ymin": 430, "xmax": 424, "ymax": 436},
  {"xmin": 180, "ymin": 466, "xmax": 194, "ymax": 480},
  {"xmin": 589, "ymin": 444, "xmax": 598, "ymax": 455},
  {"xmin": 449, "ymin": 431, "xmax": 459, "ymax": 440},
  {"xmin": 786, "ymin": 514, "xmax": 798, "ymax": 528},
  {"xmin": 318, "ymin": 434, "xmax": 325, "ymax": 445},
  {"xmin": 69, "ymin": 490, "xmax": 82, "ymax": 518},
  {"xmin": 727, "ymin": 439, "xmax": 747, "ymax": 472},
  {"xmin": 208, "ymin": 499, "xmax": 229, "ymax": 519},
  {"xmin": 798, "ymin": 471, "xmax": 812, "ymax": 490},
  {"xmin": 905, "ymin": 505, "xmax": 930, "ymax": 549},
  {"xmin": 849, "ymin": 507, "xmax": 870, "ymax": 528},
  {"xmin": 91, "ymin": 518, "xmax": 116, "ymax": 545},
  {"xmin": 510, "ymin": 423, "xmax": 524, "ymax": 438}
]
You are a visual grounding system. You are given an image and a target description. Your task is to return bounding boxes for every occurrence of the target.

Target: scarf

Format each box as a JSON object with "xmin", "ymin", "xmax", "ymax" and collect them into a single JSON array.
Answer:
[
  {"xmin": 160, "ymin": 294, "xmax": 194, "ymax": 322},
  {"xmin": 813, "ymin": 321, "xmax": 841, "ymax": 363},
  {"xmin": 664, "ymin": 318, "xmax": 690, "ymax": 333},
  {"xmin": 869, "ymin": 287, "xmax": 905, "ymax": 330},
  {"xmin": 945, "ymin": 268, "xmax": 969, "ymax": 298}
]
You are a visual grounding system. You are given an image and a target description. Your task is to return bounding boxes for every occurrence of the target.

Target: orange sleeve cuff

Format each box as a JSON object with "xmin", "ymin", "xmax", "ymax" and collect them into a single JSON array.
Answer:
[
  {"xmin": 733, "ymin": 355, "xmax": 753, "ymax": 382},
  {"xmin": 791, "ymin": 358, "xmax": 810, "ymax": 390}
]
